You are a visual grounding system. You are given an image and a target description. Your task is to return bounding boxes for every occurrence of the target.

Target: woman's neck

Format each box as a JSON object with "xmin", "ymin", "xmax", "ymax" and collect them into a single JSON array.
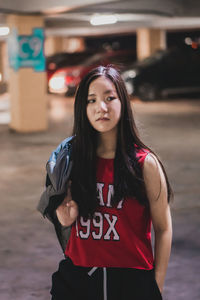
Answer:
[{"xmin": 97, "ymin": 130, "xmax": 117, "ymax": 159}]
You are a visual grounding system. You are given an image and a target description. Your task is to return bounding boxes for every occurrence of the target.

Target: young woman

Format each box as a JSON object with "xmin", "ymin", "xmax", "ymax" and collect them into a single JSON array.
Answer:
[{"xmin": 39, "ymin": 65, "xmax": 173, "ymax": 300}]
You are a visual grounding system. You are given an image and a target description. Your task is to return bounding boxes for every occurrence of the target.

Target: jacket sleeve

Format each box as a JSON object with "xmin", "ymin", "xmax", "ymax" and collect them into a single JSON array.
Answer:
[
  {"xmin": 37, "ymin": 136, "xmax": 74, "ymax": 253},
  {"xmin": 37, "ymin": 136, "xmax": 73, "ymax": 220},
  {"xmin": 37, "ymin": 185, "xmax": 72, "ymax": 253}
]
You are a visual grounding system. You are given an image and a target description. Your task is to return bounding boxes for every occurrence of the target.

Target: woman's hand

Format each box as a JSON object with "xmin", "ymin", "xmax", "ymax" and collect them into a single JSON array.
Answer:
[
  {"xmin": 56, "ymin": 181, "xmax": 79, "ymax": 227},
  {"xmin": 143, "ymin": 153, "xmax": 172, "ymax": 295}
]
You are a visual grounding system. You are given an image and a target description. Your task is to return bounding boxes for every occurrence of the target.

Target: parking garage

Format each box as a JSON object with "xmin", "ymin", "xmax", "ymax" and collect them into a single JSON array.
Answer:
[{"xmin": 0, "ymin": 1, "xmax": 200, "ymax": 300}]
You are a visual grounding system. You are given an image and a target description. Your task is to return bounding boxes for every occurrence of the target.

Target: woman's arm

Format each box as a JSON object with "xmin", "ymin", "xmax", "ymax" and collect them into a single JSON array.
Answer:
[{"xmin": 143, "ymin": 153, "xmax": 173, "ymax": 294}]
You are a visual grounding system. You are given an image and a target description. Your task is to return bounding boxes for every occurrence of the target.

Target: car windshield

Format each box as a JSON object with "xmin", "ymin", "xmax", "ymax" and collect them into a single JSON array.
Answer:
[
  {"xmin": 135, "ymin": 50, "xmax": 170, "ymax": 67},
  {"xmin": 47, "ymin": 51, "xmax": 96, "ymax": 68},
  {"xmin": 81, "ymin": 50, "xmax": 135, "ymax": 67},
  {"xmin": 81, "ymin": 53, "xmax": 105, "ymax": 66}
]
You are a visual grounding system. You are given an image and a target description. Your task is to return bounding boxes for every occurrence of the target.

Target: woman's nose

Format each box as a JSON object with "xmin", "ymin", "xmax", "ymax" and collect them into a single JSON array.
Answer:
[{"xmin": 97, "ymin": 101, "xmax": 108, "ymax": 112}]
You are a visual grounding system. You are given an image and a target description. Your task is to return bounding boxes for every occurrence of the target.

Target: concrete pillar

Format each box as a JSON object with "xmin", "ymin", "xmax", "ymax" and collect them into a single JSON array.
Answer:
[
  {"xmin": 1, "ymin": 42, "xmax": 9, "ymax": 83},
  {"xmin": 62, "ymin": 37, "xmax": 85, "ymax": 53},
  {"xmin": 0, "ymin": 42, "xmax": 8, "ymax": 94},
  {"xmin": 0, "ymin": 42, "xmax": 3, "ymax": 79},
  {"xmin": 45, "ymin": 36, "xmax": 86, "ymax": 56},
  {"xmin": 45, "ymin": 36, "xmax": 63, "ymax": 56},
  {"xmin": 0, "ymin": 42, "xmax": 3, "ymax": 92},
  {"xmin": 136, "ymin": 28, "xmax": 166, "ymax": 61},
  {"xmin": 7, "ymin": 14, "xmax": 47, "ymax": 132}
]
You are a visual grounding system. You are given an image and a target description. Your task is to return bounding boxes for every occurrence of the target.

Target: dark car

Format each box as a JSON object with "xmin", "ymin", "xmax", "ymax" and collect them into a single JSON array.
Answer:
[
  {"xmin": 121, "ymin": 45, "xmax": 200, "ymax": 101},
  {"xmin": 48, "ymin": 49, "xmax": 136, "ymax": 96}
]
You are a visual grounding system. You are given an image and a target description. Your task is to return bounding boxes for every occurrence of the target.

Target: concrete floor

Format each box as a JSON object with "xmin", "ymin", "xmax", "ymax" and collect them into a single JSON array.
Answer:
[{"xmin": 0, "ymin": 94, "xmax": 200, "ymax": 300}]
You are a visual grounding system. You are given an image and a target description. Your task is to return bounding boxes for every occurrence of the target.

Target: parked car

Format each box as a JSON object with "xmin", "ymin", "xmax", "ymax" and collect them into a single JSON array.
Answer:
[
  {"xmin": 46, "ymin": 50, "xmax": 96, "ymax": 82},
  {"xmin": 121, "ymin": 45, "xmax": 200, "ymax": 101},
  {"xmin": 48, "ymin": 49, "xmax": 136, "ymax": 96}
]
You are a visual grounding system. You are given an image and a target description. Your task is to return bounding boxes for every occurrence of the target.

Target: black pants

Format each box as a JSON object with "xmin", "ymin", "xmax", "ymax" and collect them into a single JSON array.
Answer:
[{"xmin": 50, "ymin": 257, "xmax": 163, "ymax": 300}]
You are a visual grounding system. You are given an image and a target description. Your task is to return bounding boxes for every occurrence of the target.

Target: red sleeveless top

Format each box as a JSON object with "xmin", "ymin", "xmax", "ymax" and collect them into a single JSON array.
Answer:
[{"xmin": 65, "ymin": 148, "xmax": 154, "ymax": 270}]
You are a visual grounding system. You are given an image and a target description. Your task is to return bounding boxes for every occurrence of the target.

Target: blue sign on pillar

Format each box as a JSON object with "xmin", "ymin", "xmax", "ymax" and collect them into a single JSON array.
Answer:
[{"xmin": 8, "ymin": 28, "xmax": 45, "ymax": 72}]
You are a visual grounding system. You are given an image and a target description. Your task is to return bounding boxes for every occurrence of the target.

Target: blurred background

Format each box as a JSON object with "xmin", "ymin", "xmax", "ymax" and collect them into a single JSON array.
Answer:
[{"xmin": 0, "ymin": 1, "xmax": 199, "ymax": 299}]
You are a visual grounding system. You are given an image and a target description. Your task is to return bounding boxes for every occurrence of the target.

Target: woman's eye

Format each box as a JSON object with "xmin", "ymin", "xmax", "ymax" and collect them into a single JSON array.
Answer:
[
  {"xmin": 107, "ymin": 96, "xmax": 115, "ymax": 101},
  {"xmin": 87, "ymin": 99, "xmax": 95, "ymax": 104}
]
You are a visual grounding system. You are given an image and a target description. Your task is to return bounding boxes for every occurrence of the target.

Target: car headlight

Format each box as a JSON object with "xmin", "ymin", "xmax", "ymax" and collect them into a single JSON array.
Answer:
[
  {"xmin": 127, "ymin": 70, "xmax": 137, "ymax": 78},
  {"xmin": 49, "ymin": 73, "xmax": 68, "ymax": 94},
  {"xmin": 122, "ymin": 69, "xmax": 138, "ymax": 80},
  {"xmin": 125, "ymin": 80, "xmax": 134, "ymax": 95}
]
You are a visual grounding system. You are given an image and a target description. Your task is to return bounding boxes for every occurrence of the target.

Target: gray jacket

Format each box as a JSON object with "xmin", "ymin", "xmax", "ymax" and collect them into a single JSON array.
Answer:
[{"xmin": 37, "ymin": 136, "xmax": 74, "ymax": 253}]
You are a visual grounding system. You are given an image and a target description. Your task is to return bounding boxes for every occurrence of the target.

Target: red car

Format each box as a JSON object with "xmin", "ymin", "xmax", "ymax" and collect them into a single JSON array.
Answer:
[{"xmin": 48, "ymin": 49, "xmax": 136, "ymax": 96}]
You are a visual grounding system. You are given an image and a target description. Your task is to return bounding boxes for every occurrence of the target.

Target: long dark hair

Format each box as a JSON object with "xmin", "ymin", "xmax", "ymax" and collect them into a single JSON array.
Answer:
[{"xmin": 70, "ymin": 65, "xmax": 173, "ymax": 218}]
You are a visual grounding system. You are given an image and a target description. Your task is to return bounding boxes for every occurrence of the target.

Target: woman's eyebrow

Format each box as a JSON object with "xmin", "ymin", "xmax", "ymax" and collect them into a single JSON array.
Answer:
[
  {"xmin": 88, "ymin": 93, "xmax": 96, "ymax": 97},
  {"xmin": 104, "ymin": 89, "xmax": 115, "ymax": 95},
  {"xmin": 88, "ymin": 90, "xmax": 116, "ymax": 97}
]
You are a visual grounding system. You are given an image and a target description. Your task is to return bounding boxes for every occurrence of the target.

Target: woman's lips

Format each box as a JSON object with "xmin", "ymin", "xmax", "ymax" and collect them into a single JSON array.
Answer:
[{"xmin": 96, "ymin": 118, "xmax": 109, "ymax": 121}]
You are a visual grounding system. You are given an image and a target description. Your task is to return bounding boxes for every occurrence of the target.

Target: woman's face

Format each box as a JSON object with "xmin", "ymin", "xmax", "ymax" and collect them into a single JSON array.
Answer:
[{"xmin": 86, "ymin": 76, "xmax": 121, "ymax": 134}]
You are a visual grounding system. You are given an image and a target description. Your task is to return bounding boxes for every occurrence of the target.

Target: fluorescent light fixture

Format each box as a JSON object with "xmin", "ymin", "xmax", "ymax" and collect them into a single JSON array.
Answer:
[
  {"xmin": 90, "ymin": 14, "xmax": 118, "ymax": 26},
  {"xmin": 0, "ymin": 27, "xmax": 10, "ymax": 36}
]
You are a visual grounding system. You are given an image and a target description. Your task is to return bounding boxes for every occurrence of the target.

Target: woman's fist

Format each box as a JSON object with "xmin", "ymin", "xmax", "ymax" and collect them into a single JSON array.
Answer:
[{"xmin": 56, "ymin": 181, "xmax": 79, "ymax": 227}]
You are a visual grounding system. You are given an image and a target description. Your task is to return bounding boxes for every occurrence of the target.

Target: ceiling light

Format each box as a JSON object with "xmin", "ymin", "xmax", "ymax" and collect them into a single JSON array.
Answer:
[
  {"xmin": 0, "ymin": 27, "xmax": 10, "ymax": 36},
  {"xmin": 90, "ymin": 14, "xmax": 118, "ymax": 26}
]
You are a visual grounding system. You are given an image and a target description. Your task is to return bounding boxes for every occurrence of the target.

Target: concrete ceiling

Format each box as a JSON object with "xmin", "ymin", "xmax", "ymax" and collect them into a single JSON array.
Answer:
[
  {"xmin": 0, "ymin": 0, "xmax": 200, "ymax": 37},
  {"xmin": 0, "ymin": 0, "xmax": 116, "ymax": 14}
]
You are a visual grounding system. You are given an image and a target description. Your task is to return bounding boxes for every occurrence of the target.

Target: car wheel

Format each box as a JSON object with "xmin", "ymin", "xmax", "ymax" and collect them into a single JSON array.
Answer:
[
  {"xmin": 65, "ymin": 87, "xmax": 76, "ymax": 97},
  {"xmin": 137, "ymin": 82, "xmax": 160, "ymax": 101},
  {"xmin": 124, "ymin": 79, "xmax": 134, "ymax": 95}
]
